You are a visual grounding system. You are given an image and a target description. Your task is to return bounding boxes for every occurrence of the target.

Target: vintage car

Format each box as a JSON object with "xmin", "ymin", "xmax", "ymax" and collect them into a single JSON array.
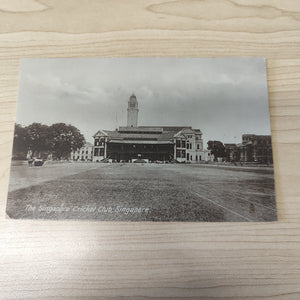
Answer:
[{"xmin": 33, "ymin": 158, "xmax": 44, "ymax": 166}]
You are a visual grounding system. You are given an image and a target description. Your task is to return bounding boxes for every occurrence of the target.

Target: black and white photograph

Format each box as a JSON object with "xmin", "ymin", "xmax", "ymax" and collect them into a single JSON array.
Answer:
[{"xmin": 6, "ymin": 57, "xmax": 277, "ymax": 221}]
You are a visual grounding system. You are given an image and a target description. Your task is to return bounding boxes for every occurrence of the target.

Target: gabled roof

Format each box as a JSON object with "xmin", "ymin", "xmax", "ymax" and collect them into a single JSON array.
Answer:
[
  {"xmin": 93, "ymin": 129, "xmax": 108, "ymax": 138},
  {"xmin": 174, "ymin": 127, "xmax": 202, "ymax": 138},
  {"xmin": 180, "ymin": 128, "xmax": 196, "ymax": 134}
]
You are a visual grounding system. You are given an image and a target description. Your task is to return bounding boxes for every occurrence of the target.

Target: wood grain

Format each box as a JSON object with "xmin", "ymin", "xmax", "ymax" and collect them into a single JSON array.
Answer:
[{"xmin": 1, "ymin": 1, "xmax": 300, "ymax": 299}]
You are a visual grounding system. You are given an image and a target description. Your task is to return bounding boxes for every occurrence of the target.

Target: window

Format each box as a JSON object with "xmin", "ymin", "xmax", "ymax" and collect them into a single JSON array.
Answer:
[
  {"xmin": 182, "ymin": 140, "xmax": 186, "ymax": 148},
  {"xmin": 190, "ymin": 155, "xmax": 193, "ymax": 161},
  {"xmin": 176, "ymin": 140, "xmax": 181, "ymax": 148},
  {"xmin": 197, "ymin": 144, "xmax": 200, "ymax": 150},
  {"xmin": 100, "ymin": 148, "xmax": 104, "ymax": 156},
  {"xmin": 187, "ymin": 153, "xmax": 190, "ymax": 160},
  {"xmin": 176, "ymin": 150, "xmax": 181, "ymax": 158}
]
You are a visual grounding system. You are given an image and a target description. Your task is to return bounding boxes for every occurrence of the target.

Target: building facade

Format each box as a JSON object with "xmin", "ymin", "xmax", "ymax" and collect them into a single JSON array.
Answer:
[
  {"xmin": 224, "ymin": 135, "xmax": 273, "ymax": 164},
  {"xmin": 71, "ymin": 142, "xmax": 93, "ymax": 161},
  {"xmin": 238, "ymin": 134, "xmax": 273, "ymax": 163},
  {"xmin": 93, "ymin": 95, "xmax": 212, "ymax": 163}
]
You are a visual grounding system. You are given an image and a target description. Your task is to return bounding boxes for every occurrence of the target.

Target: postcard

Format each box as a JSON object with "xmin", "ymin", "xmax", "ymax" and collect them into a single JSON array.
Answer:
[{"xmin": 6, "ymin": 58, "xmax": 277, "ymax": 221}]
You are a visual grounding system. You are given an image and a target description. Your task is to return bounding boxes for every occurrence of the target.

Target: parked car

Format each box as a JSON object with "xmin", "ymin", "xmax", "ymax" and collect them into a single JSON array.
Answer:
[{"xmin": 33, "ymin": 158, "xmax": 44, "ymax": 166}]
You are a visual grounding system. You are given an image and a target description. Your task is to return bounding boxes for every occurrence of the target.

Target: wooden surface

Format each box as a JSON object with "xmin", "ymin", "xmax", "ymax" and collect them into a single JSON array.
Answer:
[{"xmin": 1, "ymin": 1, "xmax": 300, "ymax": 299}]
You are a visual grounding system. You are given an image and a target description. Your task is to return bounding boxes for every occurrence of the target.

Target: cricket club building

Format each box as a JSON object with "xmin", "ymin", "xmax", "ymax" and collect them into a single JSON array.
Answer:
[{"xmin": 93, "ymin": 94, "xmax": 212, "ymax": 163}]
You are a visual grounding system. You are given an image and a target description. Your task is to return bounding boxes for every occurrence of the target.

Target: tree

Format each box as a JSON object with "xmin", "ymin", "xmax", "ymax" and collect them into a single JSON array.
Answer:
[
  {"xmin": 26, "ymin": 123, "xmax": 50, "ymax": 157},
  {"xmin": 11, "ymin": 122, "xmax": 85, "ymax": 160},
  {"xmin": 207, "ymin": 140, "xmax": 226, "ymax": 161},
  {"xmin": 48, "ymin": 123, "xmax": 85, "ymax": 159},
  {"xmin": 12, "ymin": 124, "xmax": 28, "ymax": 159}
]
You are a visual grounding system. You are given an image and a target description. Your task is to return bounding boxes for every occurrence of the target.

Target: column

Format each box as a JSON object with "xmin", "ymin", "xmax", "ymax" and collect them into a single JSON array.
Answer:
[{"xmin": 104, "ymin": 138, "xmax": 107, "ymax": 158}]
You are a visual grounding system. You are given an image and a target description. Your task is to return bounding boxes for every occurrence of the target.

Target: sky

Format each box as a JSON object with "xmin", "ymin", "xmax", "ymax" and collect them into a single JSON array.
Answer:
[{"xmin": 16, "ymin": 57, "xmax": 271, "ymax": 146}]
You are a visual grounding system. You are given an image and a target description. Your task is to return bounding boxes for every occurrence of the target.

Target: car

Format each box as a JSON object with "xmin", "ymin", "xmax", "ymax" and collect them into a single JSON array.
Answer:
[{"xmin": 33, "ymin": 159, "xmax": 44, "ymax": 166}]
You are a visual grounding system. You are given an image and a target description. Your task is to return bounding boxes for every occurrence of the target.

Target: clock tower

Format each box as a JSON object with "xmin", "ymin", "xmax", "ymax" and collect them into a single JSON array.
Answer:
[{"xmin": 127, "ymin": 94, "xmax": 139, "ymax": 127}]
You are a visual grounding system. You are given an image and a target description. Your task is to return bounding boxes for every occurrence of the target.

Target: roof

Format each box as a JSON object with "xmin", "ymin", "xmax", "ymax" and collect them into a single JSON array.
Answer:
[
  {"xmin": 237, "ymin": 141, "xmax": 252, "ymax": 147},
  {"xmin": 109, "ymin": 140, "xmax": 173, "ymax": 145},
  {"xmin": 93, "ymin": 129, "xmax": 108, "ymax": 138},
  {"xmin": 103, "ymin": 129, "xmax": 176, "ymax": 142},
  {"xmin": 93, "ymin": 126, "xmax": 202, "ymax": 144},
  {"xmin": 174, "ymin": 127, "xmax": 202, "ymax": 138},
  {"xmin": 180, "ymin": 128, "xmax": 197, "ymax": 134},
  {"xmin": 243, "ymin": 134, "xmax": 271, "ymax": 139},
  {"xmin": 118, "ymin": 126, "xmax": 163, "ymax": 133}
]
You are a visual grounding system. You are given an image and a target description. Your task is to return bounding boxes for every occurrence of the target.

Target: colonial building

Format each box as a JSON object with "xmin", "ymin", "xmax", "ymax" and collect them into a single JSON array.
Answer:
[
  {"xmin": 93, "ymin": 95, "xmax": 212, "ymax": 163},
  {"xmin": 71, "ymin": 142, "xmax": 93, "ymax": 161},
  {"xmin": 238, "ymin": 134, "xmax": 273, "ymax": 164},
  {"xmin": 224, "ymin": 135, "xmax": 273, "ymax": 164}
]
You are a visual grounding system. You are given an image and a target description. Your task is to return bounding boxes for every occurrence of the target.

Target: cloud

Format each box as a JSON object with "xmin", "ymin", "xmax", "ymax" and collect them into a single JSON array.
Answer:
[{"xmin": 17, "ymin": 58, "xmax": 271, "ymax": 145}]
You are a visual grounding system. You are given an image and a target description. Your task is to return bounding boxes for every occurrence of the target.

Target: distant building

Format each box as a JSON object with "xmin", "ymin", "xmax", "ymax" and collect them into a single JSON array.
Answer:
[
  {"xmin": 224, "ymin": 135, "xmax": 273, "ymax": 164},
  {"xmin": 93, "ymin": 95, "xmax": 212, "ymax": 163},
  {"xmin": 224, "ymin": 143, "xmax": 239, "ymax": 162},
  {"xmin": 71, "ymin": 142, "xmax": 93, "ymax": 161},
  {"xmin": 174, "ymin": 127, "xmax": 212, "ymax": 163},
  {"xmin": 238, "ymin": 134, "xmax": 273, "ymax": 164}
]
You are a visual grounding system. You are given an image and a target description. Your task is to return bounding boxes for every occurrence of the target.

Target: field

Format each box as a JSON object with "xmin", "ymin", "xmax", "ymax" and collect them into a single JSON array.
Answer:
[{"xmin": 6, "ymin": 161, "xmax": 277, "ymax": 221}]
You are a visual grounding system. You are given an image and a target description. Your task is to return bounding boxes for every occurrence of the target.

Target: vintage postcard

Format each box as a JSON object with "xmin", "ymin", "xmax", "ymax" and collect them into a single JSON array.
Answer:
[{"xmin": 6, "ymin": 58, "xmax": 277, "ymax": 221}]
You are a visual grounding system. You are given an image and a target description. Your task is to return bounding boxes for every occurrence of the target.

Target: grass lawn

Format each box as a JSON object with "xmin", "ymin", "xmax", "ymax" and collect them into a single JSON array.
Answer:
[{"xmin": 6, "ymin": 162, "xmax": 277, "ymax": 221}]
